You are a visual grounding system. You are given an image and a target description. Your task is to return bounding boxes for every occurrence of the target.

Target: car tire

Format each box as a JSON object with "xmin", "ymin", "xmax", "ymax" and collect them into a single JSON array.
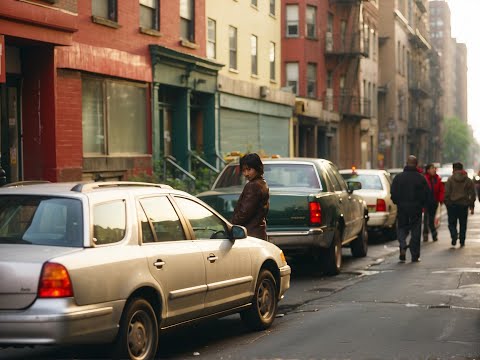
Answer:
[
  {"xmin": 241, "ymin": 269, "xmax": 278, "ymax": 330},
  {"xmin": 351, "ymin": 218, "xmax": 368, "ymax": 257},
  {"xmin": 112, "ymin": 298, "xmax": 159, "ymax": 360},
  {"xmin": 320, "ymin": 228, "xmax": 342, "ymax": 276}
]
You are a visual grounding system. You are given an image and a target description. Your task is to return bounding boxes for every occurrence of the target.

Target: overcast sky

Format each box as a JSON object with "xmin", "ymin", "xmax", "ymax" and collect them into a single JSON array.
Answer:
[{"xmin": 445, "ymin": 0, "xmax": 479, "ymax": 140}]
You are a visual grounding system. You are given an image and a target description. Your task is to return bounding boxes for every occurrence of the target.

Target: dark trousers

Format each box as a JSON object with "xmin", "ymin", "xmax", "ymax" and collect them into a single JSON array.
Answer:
[
  {"xmin": 447, "ymin": 204, "xmax": 469, "ymax": 245},
  {"xmin": 397, "ymin": 211, "xmax": 422, "ymax": 260},
  {"xmin": 423, "ymin": 202, "xmax": 438, "ymax": 240}
]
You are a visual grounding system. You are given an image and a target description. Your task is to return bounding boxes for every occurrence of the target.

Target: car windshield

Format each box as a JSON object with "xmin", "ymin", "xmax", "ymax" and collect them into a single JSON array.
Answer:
[
  {"xmin": 0, "ymin": 195, "xmax": 83, "ymax": 247},
  {"xmin": 342, "ymin": 174, "xmax": 383, "ymax": 190},
  {"xmin": 214, "ymin": 163, "xmax": 321, "ymax": 189}
]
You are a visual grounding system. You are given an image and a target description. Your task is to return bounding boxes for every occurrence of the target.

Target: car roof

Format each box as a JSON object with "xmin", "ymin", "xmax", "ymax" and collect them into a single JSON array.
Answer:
[
  {"xmin": 226, "ymin": 157, "xmax": 332, "ymax": 165},
  {"xmin": 339, "ymin": 169, "xmax": 389, "ymax": 175},
  {"xmin": 0, "ymin": 181, "xmax": 185, "ymax": 198}
]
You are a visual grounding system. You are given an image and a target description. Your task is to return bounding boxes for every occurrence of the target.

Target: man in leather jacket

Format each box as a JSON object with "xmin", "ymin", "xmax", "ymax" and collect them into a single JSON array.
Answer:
[{"xmin": 231, "ymin": 153, "xmax": 270, "ymax": 240}]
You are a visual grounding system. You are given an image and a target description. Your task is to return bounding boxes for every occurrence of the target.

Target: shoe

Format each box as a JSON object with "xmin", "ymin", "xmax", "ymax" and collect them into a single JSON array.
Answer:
[
  {"xmin": 451, "ymin": 240, "xmax": 457, "ymax": 247},
  {"xmin": 423, "ymin": 233, "xmax": 428, "ymax": 242},
  {"xmin": 399, "ymin": 248, "xmax": 406, "ymax": 262},
  {"xmin": 460, "ymin": 243, "xmax": 465, "ymax": 248},
  {"xmin": 412, "ymin": 258, "xmax": 421, "ymax": 262},
  {"xmin": 433, "ymin": 236, "xmax": 438, "ymax": 242}
]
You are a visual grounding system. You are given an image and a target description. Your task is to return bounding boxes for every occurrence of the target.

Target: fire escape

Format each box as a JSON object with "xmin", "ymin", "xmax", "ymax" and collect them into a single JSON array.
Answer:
[{"xmin": 325, "ymin": 0, "xmax": 370, "ymax": 119}]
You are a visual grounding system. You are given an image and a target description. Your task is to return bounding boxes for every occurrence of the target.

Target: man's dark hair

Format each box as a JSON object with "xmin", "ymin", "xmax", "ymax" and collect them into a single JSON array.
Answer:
[
  {"xmin": 453, "ymin": 162, "xmax": 463, "ymax": 171},
  {"xmin": 425, "ymin": 163, "xmax": 434, "ymax": 172},
  {"xmin": 240, "ymin": 153, "xmax": 264, "ymax": 176}
]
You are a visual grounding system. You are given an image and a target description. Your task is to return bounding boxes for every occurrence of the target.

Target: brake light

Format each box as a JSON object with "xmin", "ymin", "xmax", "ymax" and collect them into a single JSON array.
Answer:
[
  {"xmin": 309, "ymin": 202, "xmax": 322, "ymax": 225},
  {"xmin": 376, "ymin": 199, "xmax": 387, "ymax": 212},
  {"xmin": 38, "ymin": 262, "xmax": 73, "ymax": 298}
]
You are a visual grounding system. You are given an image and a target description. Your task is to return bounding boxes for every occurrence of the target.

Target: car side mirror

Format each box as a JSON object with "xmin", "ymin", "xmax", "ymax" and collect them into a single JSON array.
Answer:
[
  {"xmin": 347, "ymin": 181, "xmax": 362, "ymax": 194},
  {"xmin": 230, "ymin": 225, "xmax": 247, "ymax": 240}
]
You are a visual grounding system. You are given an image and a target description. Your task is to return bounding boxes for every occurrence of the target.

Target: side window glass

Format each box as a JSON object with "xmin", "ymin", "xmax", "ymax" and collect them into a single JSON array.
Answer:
[
  {"xmin": 93, "ymin": 200, "xmax": 126, "ymax": 245},
  {"xmin": 332, "ymin": 168, "xmax": 348, "ymax": 191},
  {"xmin": 323, "ymin": 164, "xmax": 343, "ymax": 191},
  {"xmin": 174, "ymin": 197, "xmax": 228, "ymax": 240},
  {"xmin": 139, "ymin": 196, "xmax": 186, "ymax": 243}
]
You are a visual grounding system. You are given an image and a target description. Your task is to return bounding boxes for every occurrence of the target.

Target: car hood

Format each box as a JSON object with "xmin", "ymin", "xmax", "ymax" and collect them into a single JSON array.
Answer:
[{"xmin": 0, "ymin": 245, "xmax": 82, "ymax": 310}]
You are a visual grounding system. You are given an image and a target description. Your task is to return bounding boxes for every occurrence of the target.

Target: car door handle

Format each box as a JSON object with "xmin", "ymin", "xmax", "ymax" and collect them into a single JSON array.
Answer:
[
  {"xmin": 154, "ymin": 260, "xmax": 165, "ymax": 269},
  {"xmin": 207, "ymin": 254, "xmax": 218, "ymax": 263}
]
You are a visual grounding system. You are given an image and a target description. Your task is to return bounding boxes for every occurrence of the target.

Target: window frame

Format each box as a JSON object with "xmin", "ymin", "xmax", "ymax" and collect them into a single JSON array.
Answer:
[
  {"xmin": 307, "ymin": 63, "xmax": 317, "ymax": 98},
  {"xmin": 286, "ymin": 62, "xmax": 299, "ymax": 95},
  {"xmin": 207, "ymin": 18, "xmax": 216, "ymax": 59},
  {"xmin": 306, "ymin": 5, "xmax": 317, "ymax": 39},
  {"xmin": 180, "ymin": 0, "xmax": 195, "ymax": 42},
  {"xmin": 82, "ymin": 76, "xmax": 148, "ymax": 156},
  {"xmin": 139, "ymin": 0, "xmax": 159, "ymax": 31},
  {"xmin": 229, "ymin": 26, "xmax": 238, "ymax": 71},
  {"xmin": 92, "ymin": 0, "xmax": 118, "ymax": 22},
  {"xmin": 286, "ymin": 4, "xmax": 299, "ymax": 37},
  {"xmin": 251, "ymin": 34, "xmax": 258, "ymax": 76},
  {"xmin": 269, "ymin": 0, "xmax": 275, "ymax": 16}
]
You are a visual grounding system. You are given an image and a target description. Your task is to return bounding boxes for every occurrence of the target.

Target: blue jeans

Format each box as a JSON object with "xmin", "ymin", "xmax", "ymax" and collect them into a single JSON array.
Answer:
[{"xmin": 397, "ymin": 211, "xmax": 422, "ymax": 260}]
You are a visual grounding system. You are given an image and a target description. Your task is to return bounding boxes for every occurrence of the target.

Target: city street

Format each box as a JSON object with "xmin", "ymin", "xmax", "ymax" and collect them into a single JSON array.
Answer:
[{"xmin": 1, "ymin": 207, "xmax": 479, "ymax": 359}]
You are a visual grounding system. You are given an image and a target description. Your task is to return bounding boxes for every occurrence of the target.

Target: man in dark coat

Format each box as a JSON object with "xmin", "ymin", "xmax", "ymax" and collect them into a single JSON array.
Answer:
[
  {"xmin": 391, "ymin": 155, "xmax": 429, "ymax": 262},
  {"xmin": 232, "ymin": 153, "xmax": 270, "ymax": 240},
  {"xmin": 444, "ymin": 162, "xmax": 476, "ymax": 247}
]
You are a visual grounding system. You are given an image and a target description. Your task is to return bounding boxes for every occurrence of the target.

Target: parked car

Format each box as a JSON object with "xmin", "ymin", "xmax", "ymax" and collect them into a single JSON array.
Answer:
[
  {"xmin": 436, "ymin": 167, "xmax": 452, "ymax": 183},
  {"xmin": 387, "ymin": 168, "xmax": 403, "ymax": 179},
  {"xmin": 0, "ymin": 181, "xmax": 290, "ymax": 360},
  {"xmin": 340, "ymin": 168, "xmax": 397, "ymax": 238},
  {"xmin": 197, "ymin": 158, "xmax": 369, "ymax": 276}
]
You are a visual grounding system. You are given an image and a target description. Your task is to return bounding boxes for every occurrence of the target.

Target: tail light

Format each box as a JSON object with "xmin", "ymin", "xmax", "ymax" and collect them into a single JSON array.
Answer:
[
  {"xmin": 309, "ymin": 201, "xmax": 322, "ymax": 225},
  {"xmin": 38, "ymin": 262, "xmax": 74, "ymax": 298},
  {"xmin": 376, "ymin": 199, "xmax": 387, "ymax": 212}
]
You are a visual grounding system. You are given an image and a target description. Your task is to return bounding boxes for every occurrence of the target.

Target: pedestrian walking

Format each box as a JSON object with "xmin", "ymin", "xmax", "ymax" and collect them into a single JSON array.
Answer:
[
  {"xmin": 473, "ymin": 170, "xmax": 480, "ymax": 202},
  {"xmin": 231, "ymin": 153, "xmax": 270, "ymax": 240},
  {"xmin": 423, "ymin": 164, "xmax": 445, "ymax": 242},
  {"xmin": 391, "ymin": 155, "xmax": 429, "ymax": 262},
  {"xmin": 444, "ymin": 162, "xmax": 476, "ymax": 248}
]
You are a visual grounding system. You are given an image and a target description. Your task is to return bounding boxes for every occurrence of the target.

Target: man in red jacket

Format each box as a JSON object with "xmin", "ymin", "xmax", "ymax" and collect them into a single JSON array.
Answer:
[{"xmin": 423, "ymin": 163, "xmax": 445, "ymax": 242}]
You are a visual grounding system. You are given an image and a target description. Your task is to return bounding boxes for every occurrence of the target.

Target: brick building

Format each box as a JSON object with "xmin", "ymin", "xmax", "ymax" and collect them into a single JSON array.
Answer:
[{"xmin": 0, "ymin": 0, "xmax": 218, "ymax": 182}]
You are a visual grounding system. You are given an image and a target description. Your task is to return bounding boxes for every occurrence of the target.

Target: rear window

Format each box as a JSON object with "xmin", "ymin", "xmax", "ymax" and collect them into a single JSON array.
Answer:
[
  {"xmin": 342, "ymin": 174, "xmax": 383, "ymax": 190},
  {"xmin": 0, "ymin": 195, "xmax": 83, "ymax": 247},
  {"xmin": 214, "ymin": 163, "xmax": 321, "ymax": 189}
]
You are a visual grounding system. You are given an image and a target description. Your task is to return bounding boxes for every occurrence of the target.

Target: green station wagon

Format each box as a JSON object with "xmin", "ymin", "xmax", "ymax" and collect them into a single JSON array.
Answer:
[{"xmin": 197, "ymin": 158, "xmax": 369, "ymax": 275}]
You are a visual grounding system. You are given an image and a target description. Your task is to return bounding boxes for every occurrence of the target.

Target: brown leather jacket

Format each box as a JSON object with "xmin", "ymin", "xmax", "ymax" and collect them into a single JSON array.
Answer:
[{"xmin": 231, "ymin": 176, "xmax": 269, "ymax": 240}]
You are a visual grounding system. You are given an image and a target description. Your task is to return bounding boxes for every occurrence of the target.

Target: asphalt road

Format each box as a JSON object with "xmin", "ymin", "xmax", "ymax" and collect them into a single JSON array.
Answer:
[{"xmin": 2, "ymin": 206, "xmax": 480, "ymax": 359}]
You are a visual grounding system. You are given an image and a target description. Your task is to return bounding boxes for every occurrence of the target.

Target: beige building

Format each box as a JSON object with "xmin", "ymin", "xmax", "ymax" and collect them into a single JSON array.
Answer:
[{"xmin": 206, "ymin": 0, "xmax": 295, "ymax": 157}]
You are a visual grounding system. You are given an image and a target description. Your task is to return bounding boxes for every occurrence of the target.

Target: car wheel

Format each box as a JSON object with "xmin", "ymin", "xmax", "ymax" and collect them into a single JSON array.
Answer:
[
  {"xmin": 241, "ymin": 269, "xmax": 278, "ymax": 330},
  {"xmin": 320, "ymin": 228, "xmax": 342, "ymax": 276},
  {"xmin": 351, "ymin": 218, "xmax": 368, "ymax": 257},
  {"xmin": 112, "ymin": 298, "xmax": 159, "ymax": 360}
]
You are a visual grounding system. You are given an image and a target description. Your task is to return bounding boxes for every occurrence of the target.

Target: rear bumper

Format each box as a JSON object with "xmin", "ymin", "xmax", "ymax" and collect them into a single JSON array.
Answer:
[
  {"xmin": 366, "ymin": 212, "xmax": 389, "ymax": 228},
  {"xmin": 278, "ymin": 265, "xmax": 291, "ymax": 299},
  {"xmin": 0, "ymin": 298, "xmax": 125, "ymax": 346},
  {"xmin": 267, "ymin": 227, "xmax": 329, "ymax": 252}
]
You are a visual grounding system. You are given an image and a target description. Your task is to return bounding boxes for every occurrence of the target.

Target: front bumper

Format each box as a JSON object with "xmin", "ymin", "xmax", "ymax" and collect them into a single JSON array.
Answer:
[
  {"xmin": 278, "ymin": 265, "xmax": 291, "ymax": 299},
  {"xmin": 268, "ymin": 228, "xmax": 329, "ymax": 252},
  {"xmin": 0, "ymin": 298, "xmax": 125, "ymax": 346}
]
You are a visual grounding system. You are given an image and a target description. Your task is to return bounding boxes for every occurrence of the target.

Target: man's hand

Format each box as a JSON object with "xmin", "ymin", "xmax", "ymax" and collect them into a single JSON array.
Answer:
[{"xmin": 470, "ymin": 207, "xmax": 475, "ymax": 215}]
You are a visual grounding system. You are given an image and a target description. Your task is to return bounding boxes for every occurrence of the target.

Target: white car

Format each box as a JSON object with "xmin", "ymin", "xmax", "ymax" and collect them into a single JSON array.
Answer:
[{"xmin": 340, "ymin": 169, "xmax": 397, "ymax": 238}]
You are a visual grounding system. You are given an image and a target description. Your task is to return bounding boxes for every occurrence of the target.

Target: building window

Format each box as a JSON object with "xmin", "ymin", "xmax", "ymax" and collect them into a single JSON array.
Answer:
[
  {"xmin": 307, "ymin": 63, "xmax": 317, "ymax": 98},
  {"xmin": 229, "ymin": 26, "xmax": 238, "ymax": 70},
  {"xmin": 286, "ymin": 5, "xmax": 299, "ymax": 37},
  {"xmin": 286, "ymin": 63, "xmax": 299, "ymax": 95},
  {"xmin": 207, "ymin": 18, "xmax": 216, "ymax": 59},
  {"xmin": 180, "ymin": 0, "xmax": 194, "ymax": 42},
  {"xmin": 327, "ymin": 71, "xmax": 333, "ymax": 89},
  {"xmin": 269, "ymin": 42, "xmax": 276, "ymax": 81},
  {"xmin": 139, "ymin": 0, "xmax": 159, "ymax": 30},
  {"xmin": 82, "ymin": 77, "xmax": 147, "ymax": 155},
  {"xmin": 251, "ymin": 0, "xmax": 257, "ymax": 7},
  {"xmin": 306, "ymin": 5, "xmax": 317, "ymax": 38},
  {"xmin": 92, "ymin": 0, "xmax": 117, "ymax": 21},
  {"xmin": 251, "ymin": 35, "xmax": 258, "ymax": 76},
  {"xmin": 269, "ymin": 0, "xmax": 275, "ymax": 16}
]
